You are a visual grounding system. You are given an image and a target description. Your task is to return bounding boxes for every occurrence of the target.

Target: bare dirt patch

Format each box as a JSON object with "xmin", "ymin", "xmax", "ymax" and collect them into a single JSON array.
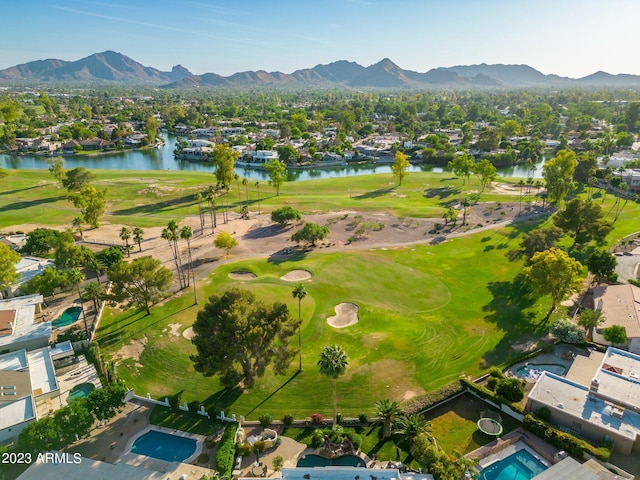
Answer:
[
  {"xmin": 327, "ymin": 303, "xmax": 359, "ymax": 328},
  {"xmin": 280, "ymin": 270, "xmax": 312, "ymax": 282},
  {"xmin": 112, "ymin": 336, "xmax": 148, "ymax": 366},
  {"xmin": 167, "ymin": 323, "xmax": 182, "ymax": 336},
  {"xmin": 182, "ymin": 327, "xmax": 195, "ymax": 340},
  {"xmin": 229, "ymin": 271, "xmax": 257, "ymax": 280}
]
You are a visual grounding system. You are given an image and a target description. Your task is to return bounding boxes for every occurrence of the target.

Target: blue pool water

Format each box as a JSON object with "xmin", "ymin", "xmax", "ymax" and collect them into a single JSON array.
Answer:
[
  {"xmin": 52, "ymin": 307, "xmax": 82, "ymax": 328},
  {"xmin": 131, "ymin": 430, "xmax": 197, "ymax": 463},
  {"xmin": 67, "ymin": 383, "xmax": 95, "ymax": 402},
  {"xmin": 297, "ymin": 454, "xmax": 366, "ymax": 468},
  {"xmin": 479, "ymin": 449, "xmax": 547, "ymax": 480},
  {"xmin": 516, "ymin": 363, "xmax": 565, "ymax": 379}
]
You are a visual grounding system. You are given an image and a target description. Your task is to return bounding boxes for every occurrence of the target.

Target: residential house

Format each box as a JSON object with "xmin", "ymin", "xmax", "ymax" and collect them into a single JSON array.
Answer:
[
  {"xmin": 0, "ymin": 295, "xmax": 49, "ymax": 353},
  {"xmin": 613, "ymin": 169, "xmax": 640, "ymax": 194},
  {"xmin": 0, "ymin": 234, "xmax": 27, "ymax": 251},
  {"xmin": 79, "ymin": 138, "xmax": 113, "ymax": 151},
  {"xmin": 2, "ymin": 257, "xmax": 55, "ymax": 300},
  {"xmin": 592, "ymin": 284, "xmax": 640, "ymax": 353},
  {"xmin": 527, "ymin": 347, "xmax": 640, "ymax": 455}
]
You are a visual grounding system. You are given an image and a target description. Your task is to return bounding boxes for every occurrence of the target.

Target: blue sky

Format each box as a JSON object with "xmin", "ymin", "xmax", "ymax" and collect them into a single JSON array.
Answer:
[{"xmin": 2, "ymin": 0, "xmax": 640, "ymax": 77}]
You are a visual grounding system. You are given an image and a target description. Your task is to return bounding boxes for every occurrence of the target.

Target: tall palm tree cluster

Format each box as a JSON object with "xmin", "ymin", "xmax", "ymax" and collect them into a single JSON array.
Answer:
[{"xmin": 162, "ymin": 220, "xmax": 198, "ymax": 304}]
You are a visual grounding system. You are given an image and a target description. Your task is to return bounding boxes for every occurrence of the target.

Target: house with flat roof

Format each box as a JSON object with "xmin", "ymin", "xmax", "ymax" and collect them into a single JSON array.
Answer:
[
  {"xmin": 527, "ymin": 347, "xmax": 640, "ymax": 455},
  {"xmin": 0, "ymin": 295, "xmax": 49, "ymax": 354},
  {"xmin": 2, "ymin": 256, "xmax": 55, "ymax": 299},
  {"xmin": 591, "ymin": 284, "xmax": 640, "ymax": 354},
  {"xmin": 0, "ymin": 347, "xmax": 59, "ymax": 444}
]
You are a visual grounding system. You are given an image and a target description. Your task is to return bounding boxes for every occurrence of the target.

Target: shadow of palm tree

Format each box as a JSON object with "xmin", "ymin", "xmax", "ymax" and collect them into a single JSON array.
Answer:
[{"xmin": 243, "ymin": 371, "xmax": 301, "ymax": 417}]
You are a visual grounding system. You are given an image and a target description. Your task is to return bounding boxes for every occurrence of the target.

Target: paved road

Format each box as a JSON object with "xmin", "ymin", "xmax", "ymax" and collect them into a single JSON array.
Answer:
[{"xmin": 614, "ymin": 248, "xmax": 640, "ymax": 282}]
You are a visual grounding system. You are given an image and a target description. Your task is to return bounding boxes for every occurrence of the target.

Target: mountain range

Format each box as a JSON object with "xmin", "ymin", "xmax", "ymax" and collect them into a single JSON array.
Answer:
[{"xmin": 2, "ymin": 50, "xmax": 640, "ymax": 88}]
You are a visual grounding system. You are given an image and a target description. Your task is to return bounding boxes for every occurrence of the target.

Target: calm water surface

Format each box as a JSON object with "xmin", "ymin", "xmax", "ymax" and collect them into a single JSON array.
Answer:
[{"xmin": 0, "ymin": 134, "xmax": 544, "ymax": 180}]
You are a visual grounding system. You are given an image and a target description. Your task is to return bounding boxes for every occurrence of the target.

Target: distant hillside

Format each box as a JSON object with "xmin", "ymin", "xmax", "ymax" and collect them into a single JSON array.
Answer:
[{"xmin": 3, "ymin": 51, "xmax": 640, "ymax": 88}]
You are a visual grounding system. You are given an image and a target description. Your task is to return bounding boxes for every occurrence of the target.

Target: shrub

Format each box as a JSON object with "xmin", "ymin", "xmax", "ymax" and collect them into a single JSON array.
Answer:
[
  {"xmin": 310, "ymin": 412, "xmax": 325, "ymax": 425},
  {"xmin": 346, "ymin": 432, "xmax": 362, "ymax": 449},
  {"xmin": 282, "ymin": 414, "xmax": 294, "ymax": 426},
  {"xmin": 358, "ymin": 413, "xmax": 368, "ymax": 423},
  {"xmin": 486, "ymin": 376, "xmax": 499, "ymax": 391},
  {"xmin": 488, "ymin": 366, "xmax": 503, "ymax": 378},
  {"xmin": 259, "ymin": 414, "xmax": 272, "ymax": 428},
  {"xmin": 237, "ymin": 443, "xmax": 252, "ymax": 457},
  {"xmin": 272, "ymin": 455, "xmax": 284, "ymax": 471},
  {"xmin": 536, "ymin": 406, "xmax": 551, "ymax": 421},
  {"xmin": 215, "ymin": 422, "xmax": 239, "ymax": 479},
  {"xmin": 495, "ymin": 378, "xmax": 525, "ymax": 402},
  {"xmin": 336, "ymin": 413, "xmax": 342, "ymax": 424},
  {"xmin": 271, "ymin": 206, "xmax": 302, "ymax": 226},
  {"xmin": 549, "ymin": 319, "xmax": 585, "ymax": 344},
  {"xmin": 309, "ymin": 429, "xmax": 324, "ymax": 449}
]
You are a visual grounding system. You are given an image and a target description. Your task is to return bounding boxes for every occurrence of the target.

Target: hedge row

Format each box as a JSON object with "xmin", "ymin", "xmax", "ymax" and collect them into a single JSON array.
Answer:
[
  {"xmin": 460, "ymin": 377, "xmax": 525, "ymax": 415},
  {"xmin": 402, "ymin": 380, "xmax": 464, "ymax": 414},
  {"xmin": 215, "ymin": 421, "xmax": 239, "ymax": 479},
  {"xmin": 523, "ymin": 415, "xmax": 611, "ymax": 462}
]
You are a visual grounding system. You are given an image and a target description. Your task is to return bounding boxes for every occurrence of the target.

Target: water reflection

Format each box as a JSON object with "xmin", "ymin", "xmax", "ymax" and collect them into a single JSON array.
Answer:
[{"xmin": 0, "ymin": 134, "xmax": 544, "ymax": 180}]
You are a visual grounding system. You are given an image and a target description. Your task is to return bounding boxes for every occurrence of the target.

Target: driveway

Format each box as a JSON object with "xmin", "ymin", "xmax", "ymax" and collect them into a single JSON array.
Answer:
[{"xmin": 614, "ymin": 248, "xmax": 640, "ymax": 282}]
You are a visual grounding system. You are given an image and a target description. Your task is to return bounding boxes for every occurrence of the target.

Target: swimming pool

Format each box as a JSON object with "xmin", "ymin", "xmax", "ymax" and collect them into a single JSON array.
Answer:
[
  {"xmin": 516, "ymin": 363, "xmax": 565, "ymax": 380},
  {"xmin": 67, "ymin": 383, "xmax": 95, "ymax": 402},
  {"xmin": 131, "ymin": 430, "xmax": 197, "ymax": 463},
  {"xmin": 296, "ymin": 454, "xmax": 366, "ymax": 468},
  {"xmin": 479, "ymin": 449, "xmax": 547, "ymax": 480},
  {"xmin": 53, "ymin": 306, "xmax": 82, "ymax": 328}
]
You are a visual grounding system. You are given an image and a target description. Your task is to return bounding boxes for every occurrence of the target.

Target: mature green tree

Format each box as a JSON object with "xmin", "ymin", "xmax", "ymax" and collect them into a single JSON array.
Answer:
[
  {"xmin": 519, "ymin": 226, "xmax": 563, "ymax": 260},
  {"xmin": 108, "ymin": 256, "xmax": 173, "ymax": 315},
  {"xmin": 411, "ymin": 434, "xmax": 455, "ymax": 480},
  {"xmin": 553, "ymin": 198, "xmax": 612, "ymax": 246},
  {"xmin": 318, "ymin": 344, "xmax": 349, "ymax": 425},
  {"xmin": 0, "ymin": 243, "xmax": 20, "ymax": 292},
  {"xmin": 578, "ymin": 308, "xmax": 604, "ymax": 339},
  {"xmin": 86, "ymin": 383, "xmax": 127, "ymax": 423},
  {"xmin": 586, "ymin": 249, "xmax": 618, "ymax": 284},
  {"xmin": 276, "ymin": 144, "xmax": 299, "ymax": 164},
  {"xmin": 271, "ymin": 206, "xmax": 302, "ymax": 226},
  {"xmin": 21, "ymin": 228, "xmax": 72, "ymax": 256},
  {"xmin": 20, "ymin": 267, "xmax": 64, "ymax": 298},
  {"xmin": 292, "ymin": 284, "xmax": 307, "ymax": 372},
  {"xmin": 375, "ymin": 399, "xmax": 402, "ymax": 438},
  {"xmin": 54, "ymin": 399, "xmax": 94, "ymax": 444},
  {"xmin": 132, "ymin": 227, "xmax": 144, "ymax": 252},
  {"xmin": 542, "ymin": 149, "xmax": 577, "ymax": 203},
  {"xmin": 214, "ymin": 231, "xmax": 238, "ymax": 255},
  {"xmin": 264, "ymin": 159, "xmax": 287, "ymax": 195},
  {"xmin": 603, "ymin": 325, "xmax": 627, "ymax": 346},
  {"xmin": 391, "ymin": 151, "xmax": 410, "ymax": 186},
  {"xmin": 162, "ymin": 221, "xmax": 184, "ymax": 289},
  {"xmin": 206, "ymin": 185, "xmax": 218, "ymax": 234},
  {"xmin": 448, "ymin": 154, "xmax": 474, "ymax": 185},
  {"xmin": 17, "ymin": 416, "xmax": 60, "ymax": 455},
  {"xmin": 472, "ymin": 158, "xmax": 497, "ymax": 192},
  {"xmin": 68, "ymin": 185, "xmax": 108, "ymax": 228},
  {"xmin": 191, "ymin": 288, "xmax": 298, "ymax": 388},
  {"xmin": 95, "ymin": 245, "xmax": 124, "ymax": 269},
  {"xmin": 54, "ymin": 243, "xmax": 91, "ymax": 271},
  {"xmin": 145, "ymin": 116, "xmax": 160, "ymax": 143},
  {"xmin": 61, "ymin": 167, "xmax": 95, "ymax": 192},
  {"xmin": 475, "ymin": 128, "xmax": 500, "ymax": 151},
  {"xmin": 495, "ymin": 378, "xmax": 525, "ymax": 402},
  {"xmin": 46, "ymin": 157, "xmax": 65, "ymax": 182},
  {"xmin": 119, "ymin": 227, "xmax": 132, "ymax": 257},
  {"xmin": 523, "ymin": 248, "xmax": 582, "ymax": 315},
  {"xmin": 291, "ymin": 223, "xmax": 329, "ymax": 246},
  {"xmin": 212, "ymin": 143, "xmax": 239, "ymax": 187},
  {"xmin": 549, "ymin": 318, "xmax": 586, "ymax": 343}
]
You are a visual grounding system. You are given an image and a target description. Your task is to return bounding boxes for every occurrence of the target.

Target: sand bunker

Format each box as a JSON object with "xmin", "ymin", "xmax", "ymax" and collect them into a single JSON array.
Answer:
[
  {"xmin": 182, "ymin": 327, "xmax": 195, "ymax": 340},
  {"xmin": 327, "ymin": 303, "xmax": 359, "ymax": 328},
  {"xmin": 167, "ymin": 323, "xmax": 181, "ymax": 336},
  {"xmin": 229, "ymin": 271, "xmax": 257, "ymax": 280},
  {"xmin": 280, "ymin": 270, "xmax": 312, "ymax": 282}
]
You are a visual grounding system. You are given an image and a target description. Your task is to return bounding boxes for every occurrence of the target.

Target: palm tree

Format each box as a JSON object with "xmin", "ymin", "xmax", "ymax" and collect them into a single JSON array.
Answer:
[
  {"xmin": 162, "ymin": 222, "xmax": 184, "ymax": 289},
  {"xmin": 242, "ymin": 177, "xmax": 249, "ymax": 208},
  {"xmin": 517, "ymin": 179, "xmax": 525, "ymax": 213},
  {"xmin": 132, "ymin": 227, "xmax": 144, "ymax": 252},
  {"xmin": 225, "ymin": 185, "xmax": 230, "ymax": 223},
  {"xmin": 235, "ymin": 173, "xmax": 241, "ymax": 203},
  {"xmin": 375, "ymin": 399, "xmax": 402, "ymax": 438},
  {"xmin": 194, "ymin": 192, "xmax": 205, "ymax": 235},
  {"xmin": 68, "ymin": 268, "xmax": 89, "ymax": 337},
  {"xmin": 180, "ymin": 225, "xmax": 197, "ymax": 304},
  {"xmin": 85, "ymin": 254, "xmax": 106, "ymax": 283},
  {"xmin": 72, "ymin": 216, "xmax": 84, "ymax": 240},
  {"xmin": 292, "ymin": 284, "xmax": 307, "ymax": 372},
  {"xmin": 461, "ymin": 196, "xmax": 471, "ymax": 225},
  {"xmin": 394, "ymin": 414, "xmax": 432, "ymax": 449},
  {"xmin": 255, "ymin": 181, "xmax": 261, "ymax": 215},
  {"xmin": 119, "ymin": 227, "xmax": 132, "ymax": 257},
  {"xmin": 83, "ymin": 280, "xmax": 105, "ymax": 312},
  {"xmin": 206, "ymin": 185, "xmax": 217, "ymax": 234},
  {"xmin": 318, "ymin": 345, "xmax": 349, "ymax": 425}
]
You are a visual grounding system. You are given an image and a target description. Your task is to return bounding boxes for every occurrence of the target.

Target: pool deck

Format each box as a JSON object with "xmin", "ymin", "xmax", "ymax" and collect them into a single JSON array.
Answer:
[{"xmin": 504, "ymin": 344, "xmax": 590, "ymax": 382}]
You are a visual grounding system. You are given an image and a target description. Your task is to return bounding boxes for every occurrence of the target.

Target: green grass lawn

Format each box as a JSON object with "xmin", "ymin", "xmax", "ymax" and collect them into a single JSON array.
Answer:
[{"xmin": 97, "ymin": 221, "xmax": 554, "ymax": 421}]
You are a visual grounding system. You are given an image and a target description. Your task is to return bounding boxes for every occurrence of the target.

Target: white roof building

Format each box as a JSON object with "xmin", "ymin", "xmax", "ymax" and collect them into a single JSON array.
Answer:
[{"xmin": 0, "ymin": 294, "xmax": 49, "ymax": 353}]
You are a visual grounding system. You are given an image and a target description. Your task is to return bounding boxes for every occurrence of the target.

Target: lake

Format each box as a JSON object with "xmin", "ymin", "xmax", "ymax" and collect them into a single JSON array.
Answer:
[{"xmin": 0, "ymin": 134, "xmax": 545, "ymax": 181}]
